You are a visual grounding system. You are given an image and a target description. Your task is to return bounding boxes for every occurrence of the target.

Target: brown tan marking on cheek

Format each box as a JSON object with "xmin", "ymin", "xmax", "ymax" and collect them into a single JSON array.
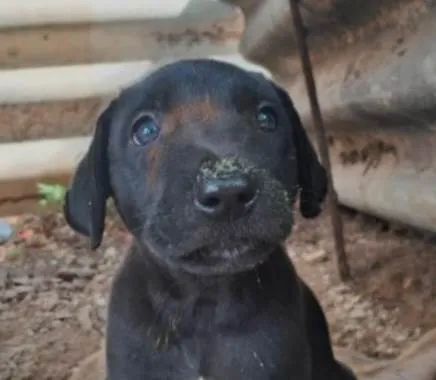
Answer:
[
  {"xmin": 163, "ymin": 98, "xmax": 220, "ymax": 134},
  {"xmin": 145, "ymin": 144, "xmax": 161, "ymax": 186}
]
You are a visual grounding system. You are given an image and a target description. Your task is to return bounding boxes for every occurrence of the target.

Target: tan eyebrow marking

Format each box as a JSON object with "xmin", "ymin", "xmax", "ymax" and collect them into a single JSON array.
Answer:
[{"xmin": 163, "ymin": 98, "xmax": 220, "ymax": 133}]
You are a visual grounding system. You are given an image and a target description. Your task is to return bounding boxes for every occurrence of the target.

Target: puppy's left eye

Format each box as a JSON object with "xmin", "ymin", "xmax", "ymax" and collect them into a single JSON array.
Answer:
[
  {"xmin": 131, "ymin": 114, "xmax": 160, "ymax": 146},
  {"xmin": 256, "ymin": 104, "xmax": 278, "ymax": 132}
]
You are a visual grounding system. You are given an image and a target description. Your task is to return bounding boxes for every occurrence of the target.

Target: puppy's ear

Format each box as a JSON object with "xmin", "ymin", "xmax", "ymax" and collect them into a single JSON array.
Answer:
[
  {"xmin": 271, "ymin": 82, "xmax": 328, "ymax": 218},
  {"xmin": 63, "ymin": 100, "xmax": 116, "ymax": 249}
]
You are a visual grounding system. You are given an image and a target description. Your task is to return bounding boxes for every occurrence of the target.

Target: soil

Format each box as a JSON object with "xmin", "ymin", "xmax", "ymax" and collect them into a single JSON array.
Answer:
[{"xmin": 1, "ymin": 208, "xmax": 435, "ymax": 380}]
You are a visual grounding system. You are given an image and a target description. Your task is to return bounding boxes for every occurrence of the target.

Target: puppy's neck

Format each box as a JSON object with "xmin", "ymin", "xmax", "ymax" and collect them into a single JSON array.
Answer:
[
  {"xmin": 131, "ymin": 240, "xmax": 286, "ymax": 289},
  {"xmin": 122, "ymin": 241, "xmax": 294, "ymax": 332}
]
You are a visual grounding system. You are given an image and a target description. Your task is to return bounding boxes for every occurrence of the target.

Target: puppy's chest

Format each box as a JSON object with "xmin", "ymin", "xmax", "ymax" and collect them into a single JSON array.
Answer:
[
  {"xmin": 172, "ymin": 335, "xmax": 283, "ymax": 379},
  {"xmin": 156, "ymin": 318, "xmax": 309, "ymax": 380}
]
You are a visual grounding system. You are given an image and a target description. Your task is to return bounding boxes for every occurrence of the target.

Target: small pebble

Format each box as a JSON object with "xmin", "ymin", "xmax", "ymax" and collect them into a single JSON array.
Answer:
[
  {"xmin": 41, "ymin": 293, "xmax": 59, "ymax": 311},
  {"xmin": 77, "ymin": 305, "xmax": 93, "ymax": 331},
  {"xmin": 302, "ymin": 249, "xmax": 328, "ymax": 264},
  {"xmin": 0, "ymin": 219, "xmax": 13, "ymax": 244}
]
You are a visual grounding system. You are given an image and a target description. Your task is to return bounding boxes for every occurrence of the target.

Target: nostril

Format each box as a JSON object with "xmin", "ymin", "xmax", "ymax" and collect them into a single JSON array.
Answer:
[
  {"xmin": 201, "ymin": 196, "xmax": 221, "ymax": 208},
  {"xmin": 237, "ymin": 189, "xmax": 256, "ymax": 205}
]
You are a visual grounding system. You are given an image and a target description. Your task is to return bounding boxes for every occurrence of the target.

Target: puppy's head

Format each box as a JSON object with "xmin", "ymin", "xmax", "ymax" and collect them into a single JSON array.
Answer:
[{"xmin": 64, "ymin": 59, "xmax": 327, "ymax": 275}]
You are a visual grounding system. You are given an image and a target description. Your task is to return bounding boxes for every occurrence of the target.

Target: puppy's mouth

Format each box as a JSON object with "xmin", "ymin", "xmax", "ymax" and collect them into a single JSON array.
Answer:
[{"xmin": 176, "ymin": 240, "xmax": 274, "ymax": 276}]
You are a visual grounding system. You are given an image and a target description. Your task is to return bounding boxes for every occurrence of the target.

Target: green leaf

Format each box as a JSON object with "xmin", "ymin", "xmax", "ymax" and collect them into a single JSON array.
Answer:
[{"xmin": 37, "ymin": 182, "xmax": 67, "ymax": 207}]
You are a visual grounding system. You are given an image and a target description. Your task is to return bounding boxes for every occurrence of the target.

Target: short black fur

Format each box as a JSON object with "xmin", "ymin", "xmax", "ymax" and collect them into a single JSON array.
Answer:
[{"xmin": 63, "ymin": 59, "xmax": 355, "ymax": 380}]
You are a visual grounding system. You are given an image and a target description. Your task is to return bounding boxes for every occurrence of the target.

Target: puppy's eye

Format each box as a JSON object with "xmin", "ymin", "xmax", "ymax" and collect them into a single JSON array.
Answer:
[
  {"xmin": 256, "ymin": 104, "xmax": 278, "ymax": 132},
  {"xmin": 131, "ymin": 114, "xmax": 160, "ymax": 146}
]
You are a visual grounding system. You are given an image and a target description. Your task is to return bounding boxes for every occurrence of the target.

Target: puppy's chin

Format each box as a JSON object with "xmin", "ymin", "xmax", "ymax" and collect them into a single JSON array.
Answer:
[
  {"xmin": 140, "ymin": 201, "xmax": 294, "ymax": 276},
  {"xmin": 173, "ymin": 240, "xmax": 275, "ymax": 276}
]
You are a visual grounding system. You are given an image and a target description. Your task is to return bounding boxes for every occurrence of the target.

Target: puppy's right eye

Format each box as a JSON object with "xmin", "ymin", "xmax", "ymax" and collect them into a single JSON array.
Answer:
[
  {"xmin": 256, "ymin": 103, "xmax": 278, "ymax": 132},
  {"xmin": 131, "ymin": 114, "xmax": 161, "ymax": 146}
]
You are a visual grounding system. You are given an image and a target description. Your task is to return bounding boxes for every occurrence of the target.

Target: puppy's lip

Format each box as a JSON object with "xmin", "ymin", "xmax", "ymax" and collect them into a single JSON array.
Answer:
[{"xmin": 177, "ymin": 240, "xmax": 273, "ymax": 275}]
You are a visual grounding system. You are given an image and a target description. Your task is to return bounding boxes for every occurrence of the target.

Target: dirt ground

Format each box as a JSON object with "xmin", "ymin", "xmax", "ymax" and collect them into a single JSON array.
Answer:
[{"xmin": 1, "ymin": 208, "xmax": 435, "ymax": 380}]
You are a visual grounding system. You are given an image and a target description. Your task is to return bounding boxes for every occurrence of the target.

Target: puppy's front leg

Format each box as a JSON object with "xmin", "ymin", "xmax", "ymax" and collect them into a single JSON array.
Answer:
[{"xmin": 106, "ymin": 314, "xmax": 202, "ymax": 380}]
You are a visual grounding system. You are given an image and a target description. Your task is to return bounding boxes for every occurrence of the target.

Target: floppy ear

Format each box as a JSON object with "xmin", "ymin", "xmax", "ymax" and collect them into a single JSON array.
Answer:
[
  {"xmin": 63, "ymin": 100, "xmax": 116, "ymax": 249},
  {"xmin": 271, "ymin": 82, "xmax": 328, "ymax": 218}
]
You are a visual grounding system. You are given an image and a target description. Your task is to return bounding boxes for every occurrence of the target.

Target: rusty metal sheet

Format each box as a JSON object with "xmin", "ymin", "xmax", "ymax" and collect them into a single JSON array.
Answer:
[
  {"xmin": 0, "ymin": 98, "xmax": 103, "ymax": 143},
  {"xmin": 228, "ymin": 0, "xmax": 436, "ymax": 231},
  {"xmin": 0, "ymin": 5, "xmax": 242, "ymax": 69}
]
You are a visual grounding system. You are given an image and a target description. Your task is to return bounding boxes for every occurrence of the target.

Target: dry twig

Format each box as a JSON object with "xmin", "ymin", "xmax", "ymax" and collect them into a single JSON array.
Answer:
[{"xmin": 289, "ymin": 0, "xmax": 351, "ymax": 281}]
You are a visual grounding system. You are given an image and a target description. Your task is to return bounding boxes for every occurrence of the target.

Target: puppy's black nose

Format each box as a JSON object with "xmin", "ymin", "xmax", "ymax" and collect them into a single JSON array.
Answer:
[{"xmin": 194, "ymin": 174, "xmax": 258, "ymax": 218}]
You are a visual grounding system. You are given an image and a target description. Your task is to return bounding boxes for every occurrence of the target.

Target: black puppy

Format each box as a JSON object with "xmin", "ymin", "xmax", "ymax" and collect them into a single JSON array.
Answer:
[{"xmin": 64, "ymin": 59, "xmax": 356, "ymax": 380}]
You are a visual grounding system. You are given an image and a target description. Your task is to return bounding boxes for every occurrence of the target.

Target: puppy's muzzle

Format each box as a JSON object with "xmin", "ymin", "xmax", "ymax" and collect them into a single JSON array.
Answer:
[{"xmin": 194, "ymin": 159, "xmax": 258, "ymax": 219}]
